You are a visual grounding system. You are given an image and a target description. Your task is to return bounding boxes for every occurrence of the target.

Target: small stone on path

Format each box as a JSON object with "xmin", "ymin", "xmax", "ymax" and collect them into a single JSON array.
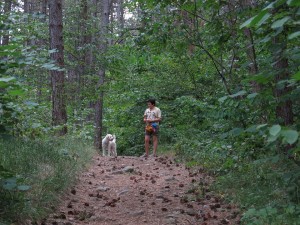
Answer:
[
  {"xmin": 122, "ymin": 166, "xmax": 134, "ymax": 173},
  {"xmin": 96, "ymin": 186, "xmax": 110, "ymax": 192}
]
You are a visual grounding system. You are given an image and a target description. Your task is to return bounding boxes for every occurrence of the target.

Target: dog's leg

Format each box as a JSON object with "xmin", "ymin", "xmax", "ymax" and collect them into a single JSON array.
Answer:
[
  {"xmin": 114, "ymin": 145, "xmax": 117, "ymax": 157},
  {"xmin": 107, "ymin": 143, "xmax": 110, "ymax": 157},
  {"xmin": 102, "ymin": 144, "xmax": 106, "ymax": 156}
]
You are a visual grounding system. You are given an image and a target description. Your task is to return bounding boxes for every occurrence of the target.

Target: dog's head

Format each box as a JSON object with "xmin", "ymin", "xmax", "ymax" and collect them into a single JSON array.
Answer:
[{"xmin": 105, "ymin": 134, "xmax": 113, "ymax": 141}]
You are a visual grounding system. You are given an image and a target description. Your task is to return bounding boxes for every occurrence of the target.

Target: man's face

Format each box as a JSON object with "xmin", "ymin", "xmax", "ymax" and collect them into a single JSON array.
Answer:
[{"xmin": 147, "ymin": 102, "xmax": 154, "ymax": 109}]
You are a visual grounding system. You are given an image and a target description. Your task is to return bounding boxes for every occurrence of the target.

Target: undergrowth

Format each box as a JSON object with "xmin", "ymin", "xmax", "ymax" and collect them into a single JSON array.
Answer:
[
  {"xmin": 171, "ymin": 131, "xmax": 300, "ymax": 225},
  {"xmin": 214, "ymin": 157, "xmax": 300, "ymax": 225},
  {"xmin": 0, "ymin": 136, "xmax": 94, "ymax": 224}
]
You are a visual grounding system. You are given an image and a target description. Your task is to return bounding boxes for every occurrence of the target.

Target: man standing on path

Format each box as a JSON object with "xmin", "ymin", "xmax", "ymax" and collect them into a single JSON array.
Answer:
[{"xmin": 143, "ymin": 99, "xmax": 161, "ymax": 158}]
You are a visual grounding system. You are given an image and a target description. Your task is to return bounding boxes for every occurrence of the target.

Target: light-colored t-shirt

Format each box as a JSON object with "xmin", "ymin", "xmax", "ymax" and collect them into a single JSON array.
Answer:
[{"xmin": 144, "ymin": 107, "xmax": 161, "ymax": 124}]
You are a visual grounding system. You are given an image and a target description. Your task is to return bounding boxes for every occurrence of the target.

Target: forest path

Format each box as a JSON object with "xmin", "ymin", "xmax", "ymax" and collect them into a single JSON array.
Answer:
[{"xmin": 47, "ymin": 155, "xmax": 240, "ymax": 225}]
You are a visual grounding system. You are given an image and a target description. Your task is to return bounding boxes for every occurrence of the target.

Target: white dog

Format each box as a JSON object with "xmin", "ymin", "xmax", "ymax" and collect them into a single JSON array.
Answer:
[
  {"xmin": 108, "ymin": 135, "xmax": 117, "ymax": 157},
  {"xmin": 102, "ymin": 134, "xmax": 113, "ymax": 156}
]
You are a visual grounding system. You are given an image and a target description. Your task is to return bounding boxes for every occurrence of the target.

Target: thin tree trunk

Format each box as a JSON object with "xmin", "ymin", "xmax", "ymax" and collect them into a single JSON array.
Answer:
[
  {"xmin": 241, "ymin": 0, "xmax": 260, "ymax": 92},
  {"xmin": 37, "ymin": 0, "xmax": 48, "ymax": 102},
  {"xmin": 94, "ymin": 0, "xmax": 110, "ymax": 150},
  {"xmin": 116, "ymin": 0, "xmax": 124, "ymax": 32},
  {"xmin": 49, "ymin": 0, "xmax": 67, "ymax": 135},
  {"xmin": 244, "ymin": 28, "xmax": 260, "ymax": 91},
  {"xmin": 42, "ymin": 0, "xmax": 47, "ymax": 14},
  {"xmin": 23, "ymin": 0, "xmax": 29, "ymax": 13},
  {"xmin": 2, "ymin": 0, "xmax": 12, "ymax": 45},
  {"xmin": 273, "ymin": 36, "xmax": 293, "ymax": 126},
  {"xmin": 271, "ymin": 6, "xmax": 293, "ymax": 126}
]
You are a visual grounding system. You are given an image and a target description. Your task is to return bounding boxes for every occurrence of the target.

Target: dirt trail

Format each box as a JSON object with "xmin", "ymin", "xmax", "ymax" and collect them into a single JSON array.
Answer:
[{"xmin": 46, "ymin": 155, "xmax": 240, "ymax": 225}]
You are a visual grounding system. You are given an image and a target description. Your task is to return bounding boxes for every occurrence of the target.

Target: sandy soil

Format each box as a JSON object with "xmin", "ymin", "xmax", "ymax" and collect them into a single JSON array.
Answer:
[{"xmin": 45, "ymin": 155, "xmax": 240, "ymax": 225}]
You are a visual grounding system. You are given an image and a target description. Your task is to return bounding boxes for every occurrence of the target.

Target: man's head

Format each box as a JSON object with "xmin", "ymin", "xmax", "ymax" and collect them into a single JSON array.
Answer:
[{"xmin": 147, "ymin": 99, "xmax": 156, "ymax": 109}]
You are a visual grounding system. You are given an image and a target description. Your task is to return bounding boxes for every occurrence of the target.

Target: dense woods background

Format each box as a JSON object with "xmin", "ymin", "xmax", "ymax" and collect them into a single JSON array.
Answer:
[{"xmin": 0, "ymin": 0, "xmax": 300, "ymax": 224}]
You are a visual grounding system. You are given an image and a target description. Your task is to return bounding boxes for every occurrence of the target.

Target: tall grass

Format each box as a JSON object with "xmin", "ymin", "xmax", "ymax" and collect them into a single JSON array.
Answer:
[{"xmin": 0, "ymin": 136, "xmax": 94, "ymax": 224}]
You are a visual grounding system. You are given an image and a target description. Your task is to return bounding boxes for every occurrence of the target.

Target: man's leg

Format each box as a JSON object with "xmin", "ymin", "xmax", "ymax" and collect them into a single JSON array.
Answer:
[
  {"xmin": 145, "ymin": 135, "xmax": 150, "ymax": 157},
  {"xmin": 153, "ymin": 135, "xmax": 158, "ymax": 157}
]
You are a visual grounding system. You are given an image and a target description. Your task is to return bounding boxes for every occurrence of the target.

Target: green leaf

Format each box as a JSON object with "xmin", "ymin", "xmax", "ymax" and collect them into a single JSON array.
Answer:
[
  {"xmin": 250, "ymin": 10, "xmax": 268, "ymax": 26},
  {"xmin": 2, "ymin": 178, "xmax": 17, "ymax": 190},
  {"xmin": 271, "ymin": 16, "xmax": 291, "ymax": 29},
  {"xmin": 41, "ymin": 63, "xmax": 58, "ymax": 70},
  {"xmin": 256, "ymin": 13, "xmax": 271, "ymax": 27},
  {"xmin": 263, "ymin": 1, "xmax": 276, "ymax": 10},
  {"xmin": 247, "ymin": 93, "xmax": 258, "ymax": 99},
  {"xmin": 0, "ymin": 77, "xmax": 16, "ymax": 88},
  {"xmin": 269, "ymin": 125, "xmax": 281, "ymax": 136},
  {"xmin": 246, "ymin": 125, "xmax": 257, "ymax": 133},
  {"xmin": 281, "ymin": 130, "xmax": 299, "ymax": 145},
  {"xmin": 271, "ymin": 155, "xmax": 280, "ymax": 163},
  {"xmin": 268, "ymin": 134, "xmax": 280, "ymax": 143},
  {"xmin": 292, "ymin": 71, "xmax": 300, "ymax": 80},
  {"xmin": 218, "ymin": 96, "xmax": 228, "ymax": 103},
  {"xmin": 230, "ymin": 128, "xmax": 244, "ymax": 136},
  {"xmin": 240, "ymin": 10, "xmax": 271, "ymax": 28},
  {"xmin": 17, "ymin": 185, "xmax": 31, "ymax": 191},
  {"xmin": 257, "ymin": 124, "xmax": 268, "ymax": 130},
  {"xmin": 288, "ymin": 31, "xmax": 300, "ymax": 40},
  {"xmin": 229, "ymin": 90, "xmax": 246, "ymax": 98},
  {"xmin": 0, "ymin": 77, "xmax": 15, "ymax": 82},
  {"xmin": 7, "ymin": 89, "xmax": 25, "ymax": 96},
  {"xmin": 240, "ymin": 17, "xmax": 255, "ymax": 29},
  {"xmin": 31, "ymin": 123, "xmax": 41, "ymax": 129},
  {"xmin": 24, "ymin": 101, "xmax": 39, "ymax": 107}
]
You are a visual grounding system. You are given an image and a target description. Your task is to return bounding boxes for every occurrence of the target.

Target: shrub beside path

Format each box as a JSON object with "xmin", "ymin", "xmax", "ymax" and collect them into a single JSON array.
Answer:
[{"xmin": 46, "ymin": 155, "xmax": 240, "ymax": 225}]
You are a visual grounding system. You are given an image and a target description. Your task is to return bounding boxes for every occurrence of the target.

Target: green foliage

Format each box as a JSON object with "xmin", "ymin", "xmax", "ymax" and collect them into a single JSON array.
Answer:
[
  {"xmin": 0, "ymin": 10, "xmax": 65, "ymax": 138},
  {"xmin": 215, "ymin": 157, "xmax": 300, "ymax": 225}
]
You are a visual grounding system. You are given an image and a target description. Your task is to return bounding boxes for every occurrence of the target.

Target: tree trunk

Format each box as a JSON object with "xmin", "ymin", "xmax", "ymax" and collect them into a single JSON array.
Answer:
[
  {"xmin": 271, "ymin": 5, "xmax": 293, "ymax": 126},
  {"xmin": 42, "ymin": 0, "xmax": 47, "ymax": 14},
  {"xmin": 2, "ymin": 0, "xmax": 12, "ymax": 45},
  {"xmin": 23, "ymin": 0, "xmax": 29, "ymax": 13},
  {"xmin": 49, "ymin": 0, "xmax": 67, "ymax": 135},
  {"xmin": 273, "ymin": 36, "xmax": 293, "ymax": 126},
  {"xmin": 94, "ymin": 0, "xmax": 110, "ymax": 150},
  {"xmin": 241, "ymin": 0, "xmax": 260, "ymax": 92},
  {"xmin": 116, "ymin": 0, "xmax": 124, "ymax": 31}
]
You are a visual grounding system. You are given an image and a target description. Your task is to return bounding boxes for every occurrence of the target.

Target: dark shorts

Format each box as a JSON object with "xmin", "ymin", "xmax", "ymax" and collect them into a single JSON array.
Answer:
[{"xmin": 145, "ymin": 125, "xmax": 159, "ymax": 136}]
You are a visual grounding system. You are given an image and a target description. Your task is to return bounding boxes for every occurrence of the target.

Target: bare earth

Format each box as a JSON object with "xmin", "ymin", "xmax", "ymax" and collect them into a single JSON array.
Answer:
[{"xmin": 46, "ymin": 155, "xmax": 240, "ymax": 225}]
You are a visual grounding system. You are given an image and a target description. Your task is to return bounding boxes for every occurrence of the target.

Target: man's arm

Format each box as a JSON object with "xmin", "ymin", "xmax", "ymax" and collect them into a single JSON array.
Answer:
[
  {"xmin": 143, "ymin": 115, "xmax": 148, "ymax": 123},
  {"xmin": 143, "ymin": 109, "xmax": 149, "ymax": 123}
]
